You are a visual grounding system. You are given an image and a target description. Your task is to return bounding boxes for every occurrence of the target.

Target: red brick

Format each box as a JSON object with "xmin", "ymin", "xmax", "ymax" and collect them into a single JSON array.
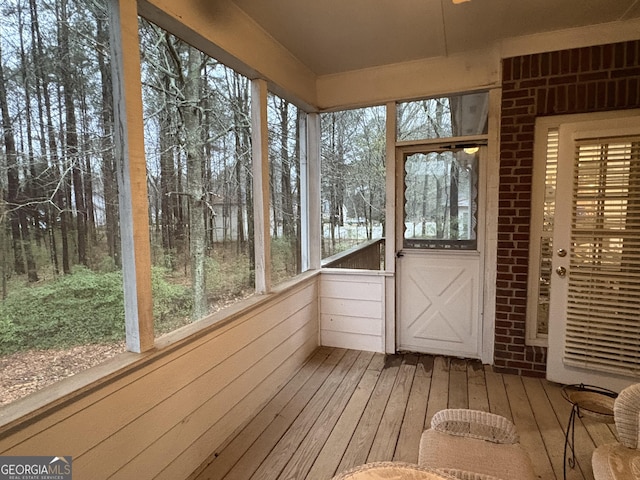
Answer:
[
  {"xmin": 503, "ymin": 58, "xmax": 513, "ymax": 82},
  {"xmin": 628, "ymin": 78, "xmax": 639, "ymax": 105},
  {"xmin": 556, "ymin": 85, "xmax": 568, "ymax": 112},
  {"xmin": 560, "ymin": 50, "xmax": 572, "ymax": 74},
  {"xmin": 615, "ymin": 44, "xmax": 626, "ymax": 68},
  {"xmin": 602, "ymin": 44, "xmax": 615, "ymax": 69},
  {"xmin": 502, "ymin": 88, "xmax": 532, "ymax": 99},
  {"xmin": 579, "ymin": 48, "xmax": 591, "ymax": 72},
  {"xmin": 536, "ymin": 89, "xmax": 547, "ymax": 112},
  {"xmin": 578, "ymin": 71, "xmax": 609, "ymax": 82},
  {"xmin": 550, "ymin": 51, "xmax": 561, "ymax": 75},
  {"xmin": 512, "ymin": 57, "xmax": 522, "ymax": 80},
  {"xmin": 627, "ymin": 41, "xmax": 638, "ymax": 65},
  {"xmin": 540, "ymin": 53, "xmax": 551, "ymax": 77},
  {"xmin": 515, "ymin": 97, "xmax": 535, "ymax": 107},
  {"xmin": 549, "ymin": 74, "xmax": 578, "ymax": 85},
  {"xmin": 569, "ymin": 48, "xmax": 581, "ymax": 72},
  {"xmin": 591, "ymin": 45, "xmax": 603, "ymax": 70},
  {"xmin": 545, "ymin": 87, "xmax": 556, "ymax": 114},
  {"xmin": 611, "ymin": 66, "xmax": 640, "ymax": 79},
  {"xmin": 521, "ymin": 55, "xmax": 532, "ymax": 79}
]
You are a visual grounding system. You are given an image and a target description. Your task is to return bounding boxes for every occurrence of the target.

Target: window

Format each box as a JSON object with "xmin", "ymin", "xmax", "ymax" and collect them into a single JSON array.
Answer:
[
  {"xmin": 140, "ymin": 19, "xmax": 254, "ymax": 328},
  {"xmin": 403, "ymin": 149, "xmax": 479, "ymax": 250},
  {"xmin": 397, "ymin": 93, "xmax": 486, "ymax": 251},
  {"xmin": 397, "ymin": 92, "xmax": 488, "ymax": 141},
  {"xmin": 527, "ymin": 111, "xmax": 640, "ymax": 349},
  {"xmin": 0, "ymin": 4, "xmax": 266, "ymax": 407},
  {"xmin": 268, "ymin": 93, "xmax": 304, "ymax": 285},
  {"xmin": 526, "ymin": 121, "xmax": 558, "ymax": 344},
  {"xmin": 320, "ymin": 107, "xmax": 386, "ymax": 262},
  {"xmin": 564, "ymin": 136, "xmax": 640, "ymax": 374},
  {"xmin": 0, "ymin": 0, "xmax": 127, "ymax": 405}
]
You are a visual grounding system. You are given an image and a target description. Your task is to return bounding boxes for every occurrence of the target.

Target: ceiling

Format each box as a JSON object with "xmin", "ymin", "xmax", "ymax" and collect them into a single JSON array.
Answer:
[{"xmin": 230, "ymin": 0, "xmax": 640, "ymax": 76}]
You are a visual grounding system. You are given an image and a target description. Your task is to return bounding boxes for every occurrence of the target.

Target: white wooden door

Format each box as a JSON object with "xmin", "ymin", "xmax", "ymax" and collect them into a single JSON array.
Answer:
[
  {"xmin": 398, "ymin": 251, "xmax": 480, "ymax": 356},
  {"xmin": 547, "ymin": 115, "xmax": 640, "ymax": 391},
  {"xmin": 397, "ymin": 149, "xmax": 483, "ymax": 358}
]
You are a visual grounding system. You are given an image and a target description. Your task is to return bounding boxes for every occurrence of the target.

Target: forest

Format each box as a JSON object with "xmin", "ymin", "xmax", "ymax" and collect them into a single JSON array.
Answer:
[{"xmin": 0, "ymin": 0, "xmax": 393, "ymax": 362}]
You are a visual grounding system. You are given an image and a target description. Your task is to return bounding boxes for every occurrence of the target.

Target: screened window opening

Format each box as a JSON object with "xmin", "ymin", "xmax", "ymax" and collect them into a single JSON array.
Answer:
[
  {"xmin": 320, "ymin": 106, "xmax": 386, "ymax": 264},
  {"xmin": 0, "ymin": 0, "xmax": 128, "ymax": 406},
  {"xmin": 397, "ymin": 92, "xmax": 488, "ymax": 142},
  {"xmin": 268, "ymin": 93, "xmax": 304, "ymax": 285},
  {"xmin": 140, "ymin": 19, "xmax": 254, "ymax": 330},
  {"xmin": 403, "ymin": 149, "xmax": 478, "ymax": 250}
]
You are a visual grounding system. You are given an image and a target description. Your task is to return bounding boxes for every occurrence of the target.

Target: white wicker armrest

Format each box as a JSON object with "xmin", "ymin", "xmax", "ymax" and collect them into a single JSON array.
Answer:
[
  {"xmin": 430, "ymin": 409, "xmax": 519, "ymax": 444},
  {"xmin": 437, "ymin": 468, "xmax": 505, "ymax": 480},
  {"xmin": 614, "ymin": 383, "xmax": 640, "ymax": 449}
]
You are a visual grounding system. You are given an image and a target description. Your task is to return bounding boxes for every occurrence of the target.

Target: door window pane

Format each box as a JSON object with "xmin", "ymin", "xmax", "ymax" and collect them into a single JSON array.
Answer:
[{"xmin": 403, "ymin": 150, "xmax": 478, "ymax": 250}]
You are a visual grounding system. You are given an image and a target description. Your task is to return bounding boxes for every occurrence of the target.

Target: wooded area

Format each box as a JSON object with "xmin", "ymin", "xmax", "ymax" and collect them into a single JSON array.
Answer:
[
  {"xmin": 0, "ymin": 0, "xmax": 479, "ymax": 359},
  {"xmin": 0, "ymin": 0, "xmax": 393, "ymax": 359}
]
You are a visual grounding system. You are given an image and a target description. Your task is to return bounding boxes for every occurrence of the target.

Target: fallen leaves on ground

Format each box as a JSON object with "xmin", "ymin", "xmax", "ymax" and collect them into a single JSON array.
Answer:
[{"xmin": 0, "ymin": 343, "xmax": 126, "ymax": 406}]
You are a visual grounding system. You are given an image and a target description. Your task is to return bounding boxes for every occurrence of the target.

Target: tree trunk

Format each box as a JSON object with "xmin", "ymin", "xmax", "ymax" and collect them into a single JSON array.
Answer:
[
  {"xmin": 184, "ymin": 47, "xmax": 207, "ymax": 320},
  {"xmin": 60, "ymin": 0, "xmax": 87, "ymax": 266},
  {"xmin": 31, "ymin": 0, "xmax": 65, "ymax": 274},
  {"xmin": 96, "ymin": 12, "xmax": 121, "ymax": 267},
  {"xmin": 233, "ymin": 73, "xmax": 247, "ymax": 253},
  {"xmin": 0, "ymin": 42, "xmax": 38, "ymax": 281},
  {"xmin": 449, "ymin": 159, "xmax": 459, "ymax": 239}
]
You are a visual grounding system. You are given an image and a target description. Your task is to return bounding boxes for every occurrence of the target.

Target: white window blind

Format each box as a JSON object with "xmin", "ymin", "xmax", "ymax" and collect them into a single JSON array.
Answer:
[{"xmin": 564, "ymin": 137, "xmax": 640, "ymax": 376}]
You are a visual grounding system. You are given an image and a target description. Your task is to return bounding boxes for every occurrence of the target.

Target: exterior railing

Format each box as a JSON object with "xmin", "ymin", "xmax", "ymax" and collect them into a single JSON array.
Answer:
[{"xmin": 321, "ymin": 238, "xmax": 385, "ymax": 270}]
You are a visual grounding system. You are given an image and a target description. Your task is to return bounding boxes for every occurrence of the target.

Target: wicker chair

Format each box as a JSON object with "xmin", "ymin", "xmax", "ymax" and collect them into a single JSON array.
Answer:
[
  {"xmin": 592, "ymin": 383, "xmax": 640, "ymax": 480},
  {"xmin": 418, "ymin": 409, "xmax": 537, "ymax": 480},
  {"xmin": 330, "ymin": 462, "xmax": 458, "ymax": 480}
]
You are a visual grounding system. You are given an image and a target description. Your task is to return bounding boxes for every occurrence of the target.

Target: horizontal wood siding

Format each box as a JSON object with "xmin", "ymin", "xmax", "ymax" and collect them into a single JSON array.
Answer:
[
  {"xmin": 320, "ymin": 272, "xmax": 385, "ymax": 353},
  {"xmin": 0, "ymin": 278, "xmax": 319, "ymax": 480}
]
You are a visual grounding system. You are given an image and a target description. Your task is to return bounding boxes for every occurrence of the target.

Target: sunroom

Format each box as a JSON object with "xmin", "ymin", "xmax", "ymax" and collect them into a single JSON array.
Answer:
[{"xmin": 1, "ymin": 0, "xmax": 640, "ymax": 479}]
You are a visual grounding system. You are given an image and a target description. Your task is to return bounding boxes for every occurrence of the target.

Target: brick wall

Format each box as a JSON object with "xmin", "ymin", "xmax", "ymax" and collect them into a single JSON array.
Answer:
[{"xmin": 495, "ymin": 40, "xmax": 640, "ymax": 376}]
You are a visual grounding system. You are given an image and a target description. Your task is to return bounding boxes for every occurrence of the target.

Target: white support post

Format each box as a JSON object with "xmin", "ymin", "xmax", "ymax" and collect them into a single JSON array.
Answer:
[
  {"xmin": 251, "ymin": 79, "xmax": 271, "ymax": 294},
  {"xmin": 305, "ymin": 113, "xmax": 322, "ymax": 271},
  {"xmin": 107, "ymin": 0, "xmax": 154, "ymax": 353},
  {"xmin": 299, "ymin": 114, "xmax": 310, "ymax": 271},
  {"xmin": 481, "ymin": 87, "xmax": 501, "ymax": 364},
  {"xmin": 384, "ymin": 101, "xmax": 397, "ymax": 353}
]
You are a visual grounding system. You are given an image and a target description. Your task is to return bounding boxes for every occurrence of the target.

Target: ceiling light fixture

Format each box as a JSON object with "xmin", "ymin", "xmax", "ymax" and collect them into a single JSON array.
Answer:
[{"xmin": 452, "ymin": 0, "xmax": 471, "ymax": 3}]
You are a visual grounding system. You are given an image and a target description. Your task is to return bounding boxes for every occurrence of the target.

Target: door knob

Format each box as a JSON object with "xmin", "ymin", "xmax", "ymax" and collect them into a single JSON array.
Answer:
[
  {"xmin": 557, "ymin": 248, "xmax": 567, "ymax": 257},
  {"xmin": 556, "ymin": 266, "xmax": 566, "ymax": 277}
]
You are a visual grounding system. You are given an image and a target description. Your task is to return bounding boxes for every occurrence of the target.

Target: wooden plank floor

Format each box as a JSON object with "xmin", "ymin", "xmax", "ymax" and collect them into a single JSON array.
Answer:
[{"xmin": 192, "ymin": 347, "xmax": 618, "ymax": 480}]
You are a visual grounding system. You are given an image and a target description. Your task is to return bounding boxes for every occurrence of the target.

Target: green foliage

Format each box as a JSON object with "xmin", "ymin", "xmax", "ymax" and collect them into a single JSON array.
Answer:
[
  {"xmin": 206, "ymin": 249, "xmax": 253, "ymax": 300},
  {"xmin": 271, "ymin": 237, "xmax": 298, "ymax": 285},
  {"xmin": 0, "ymin": 266, "xmax": 125, "ymax": 354},
  {"xmin": 0, "ymin": 266, "xmax": 192, "ymax": 355},
  {"xmin": 152, "ymin": 267, "xmax": 192, "ymax": 334}
]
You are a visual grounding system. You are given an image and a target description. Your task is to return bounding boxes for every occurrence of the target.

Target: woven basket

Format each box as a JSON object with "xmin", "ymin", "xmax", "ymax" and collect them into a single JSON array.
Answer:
[{"xmin": 563, "ymin": 386, "xmax": 616, "ymax": 422}]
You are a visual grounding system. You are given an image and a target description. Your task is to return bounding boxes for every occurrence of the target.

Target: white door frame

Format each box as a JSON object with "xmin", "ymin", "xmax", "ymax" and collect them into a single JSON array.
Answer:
[
  {"xmin": 547, "ymin": 113, "xmax": 640, "ymax": 391},
  {"xmin": 394, "ymin": 144, "xmax": 488, "ymax": 360},
  {"xmin": 384, "ymin": 91, "xmax": 499, "ymax": 364}
]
